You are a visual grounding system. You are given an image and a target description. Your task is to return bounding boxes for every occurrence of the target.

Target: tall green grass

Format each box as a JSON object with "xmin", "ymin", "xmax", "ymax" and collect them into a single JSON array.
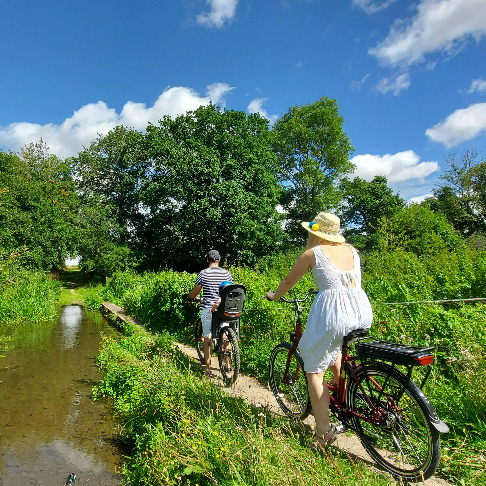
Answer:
[
  {"xmin": 99, "ymin": 246, "xmax": 486, "ymax": 485},
  {"xmin": 95, "ymin": 315, "xmax": 392, "ymax": 485},
  {"xmin": 0, "ymin": 266, "xmax": 60, "ymax": 325}
]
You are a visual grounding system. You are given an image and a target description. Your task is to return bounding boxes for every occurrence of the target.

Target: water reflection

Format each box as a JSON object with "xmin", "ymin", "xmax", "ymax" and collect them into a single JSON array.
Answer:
[
  {"xmin": 0, "ymin": 306, "xmax": 122, "ymax": 485},
  {"xmin": 59, "ymin": 305, "xmax": 83, "ymax": 349}
]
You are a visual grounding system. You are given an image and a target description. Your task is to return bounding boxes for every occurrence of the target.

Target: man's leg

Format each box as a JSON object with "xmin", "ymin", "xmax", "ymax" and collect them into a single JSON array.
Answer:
[
  {"xmin": 201, "ymin": 309, "xmax": 213, "ymax": 374},
  {"xmin": 204, "ymin": 336, "xmax": 212, "ymax": 372}
]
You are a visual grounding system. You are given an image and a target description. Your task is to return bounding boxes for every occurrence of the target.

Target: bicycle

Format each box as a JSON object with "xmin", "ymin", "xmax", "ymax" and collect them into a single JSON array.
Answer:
[
  {"xmin": 190, "ymin": 284, "xmax": 246, "ymax": 386},
  {"xmin": 268, "ymin": 289, "xmax": 449, "ymax": 482}
]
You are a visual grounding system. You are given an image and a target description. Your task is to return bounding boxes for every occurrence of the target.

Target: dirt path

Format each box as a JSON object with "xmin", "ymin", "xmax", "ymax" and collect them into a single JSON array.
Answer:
[{"xmin": 175, "ymin": 342, "xmax": 450, "ymax": 486}]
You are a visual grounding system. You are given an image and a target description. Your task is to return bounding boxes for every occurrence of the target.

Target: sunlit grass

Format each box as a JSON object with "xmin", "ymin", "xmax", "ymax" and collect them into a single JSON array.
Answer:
[{"xmin": 94, "ymin": 320, "xmax": 393, "ymax": 485}]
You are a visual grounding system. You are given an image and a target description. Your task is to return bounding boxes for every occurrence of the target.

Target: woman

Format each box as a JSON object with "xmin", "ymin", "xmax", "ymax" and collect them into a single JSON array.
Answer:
[{"xmin": 265, "ymin": 212, "xmax": 372, "ymax": 450}]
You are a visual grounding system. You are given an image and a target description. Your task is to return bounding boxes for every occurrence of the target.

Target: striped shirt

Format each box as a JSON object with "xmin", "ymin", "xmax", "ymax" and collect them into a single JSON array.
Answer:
[{"xmin": 195, "ymin": 266, "xmax": 233, "ymax": 310}]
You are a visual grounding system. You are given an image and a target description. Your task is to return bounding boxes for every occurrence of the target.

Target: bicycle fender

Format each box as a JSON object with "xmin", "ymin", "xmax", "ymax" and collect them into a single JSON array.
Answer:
[
  {"xmin": 429, "ymin": 417, "xmax": 449, "ymax": 434},
  {"xmin": 412, "ymin": 387, "xmax": 449, "ymax": 434}
]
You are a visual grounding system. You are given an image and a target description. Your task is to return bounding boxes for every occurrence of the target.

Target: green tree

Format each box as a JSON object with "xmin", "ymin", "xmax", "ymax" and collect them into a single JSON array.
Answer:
[
  {"xmin": 429, "ymin": 150, "xmax": 486, "ymax": 236},
  {"xmin": 0, "ymin": 142, "xmax": 79, "ymax": 272},
  {"xmin": 142, "ymin": 104, "xmax": 284, "ymax": 271},
  {"xmin": 271, "ymin": 97, "xmax": 354, "ymax": 245},
  {"xmin": 73, "ymin": 126, "xmax": 149, "ymax": 247},
  {"xmin": 339, "ymin": 176, "xmax": 404, "ymax": 250},
  {"xmin": 375, "ymin": 203, "xmax": 464, "ymax": 257},
  {"xmin": 75, "ymin": 198, "xmax": 137, "ymax": 280}
]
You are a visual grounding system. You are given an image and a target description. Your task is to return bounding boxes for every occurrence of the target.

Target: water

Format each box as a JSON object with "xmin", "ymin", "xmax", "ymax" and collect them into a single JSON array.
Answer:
[{"xmin": 0, "ymin": 306, "xmax": 124, "ymax": 485}]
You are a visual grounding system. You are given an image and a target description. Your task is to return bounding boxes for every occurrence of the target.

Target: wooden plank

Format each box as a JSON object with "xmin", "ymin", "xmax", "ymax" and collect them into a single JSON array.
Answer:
[{"xmin": 100, "ymin": 302, "xmax": 141, "ymax": 326}]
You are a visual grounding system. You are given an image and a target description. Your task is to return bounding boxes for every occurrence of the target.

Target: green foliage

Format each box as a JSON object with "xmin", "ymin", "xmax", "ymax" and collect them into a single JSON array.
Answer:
[
  {"xmin": 339, "ymin": 175, "xmax": 404, "ymax": 251},
  {"xmin": 142, "ymin": 104, "xmax": 284, "ymax": 271},
  {"xmin": 100, "ymin": 240, "xmax": 486, "ymax": 484},
  {"xmin": 272, "ymin": 97, "xmax": 354, "ymax": 245},
  {"xmin": 376, "ymin": 203, "xmax": 465, "ymax": 257},
  {"xmin": 0, "ymin": 142, "xmax": 79, "ymax": 272},
  {"xmin": 73, "ymin": 105, "xmax": 285, "ymax": 273},
  {"xmin": 430, "ymin": 150, "xmax": 486, "ymax": 237},
  {"xmin": 94, "ymin": 317, "xmax": 392, "ymax": 485},
  {"xmin": 0, "ymin": 252, "xmax": 60, "ymax": 324}
]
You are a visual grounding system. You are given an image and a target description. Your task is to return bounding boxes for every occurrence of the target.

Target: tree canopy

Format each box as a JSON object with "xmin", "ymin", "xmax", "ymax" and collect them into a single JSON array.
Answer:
[
  {"xmin": 429, "ymin": 150, "xmax": 486, "ymax": 238},
  {"xmin": 0, "ymin": 142, "xmax": 79, "ymax": 272},
  {"xmin": 339, "ymin": 175, "xmax": 404, "ymax": 250},
  {"xmin": 271, "ymin": 97, "xmax": 354, "ymax": 245},
  {"xmin": 73, "ymin": 104, "xmax": 285, "ymax": 273}
]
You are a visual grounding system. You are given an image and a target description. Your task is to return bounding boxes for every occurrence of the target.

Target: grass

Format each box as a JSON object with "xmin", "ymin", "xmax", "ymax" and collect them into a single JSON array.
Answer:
[
  {"xmin": 95, "ymin": 313, "xmax": 394, "ymax": 486},
  {"xmin": 58, "ymin": 266, "xmax": 103, "ymax": 309}
]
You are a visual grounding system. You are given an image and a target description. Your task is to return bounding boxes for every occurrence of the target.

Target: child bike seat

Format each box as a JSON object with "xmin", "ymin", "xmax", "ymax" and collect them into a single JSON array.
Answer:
[{"xmin": 213, "ymin": 284, "xmax": 246, "ymax": 321}]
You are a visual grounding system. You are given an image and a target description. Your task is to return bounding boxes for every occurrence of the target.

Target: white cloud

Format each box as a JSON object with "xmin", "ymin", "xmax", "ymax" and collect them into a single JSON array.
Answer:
[
  {"xmin": 350, "ymin": 150, "xmax": 440, "ymax": 183},
  {"xmin": 351, "ymin": 73, "xmax": 370, "ymax": 91},
  {"xmin": 375, "ymin": 73, "xmax": 410, "ymax": 95},
  {"xmin": 196, "ymin": 0, "xmax": 238, "ymax": 28},
  {"xmin": 425, "ymin": 102, "xmax": 486, "ymax": 147},
  {"xmin": 407, "ymin": 193, "xmax": 434, "ymax": 204},
  {"xmin": 467, "ymin": 78, "xmax": 486, "ymax": 94},
  {"xmin": 247, "ymin": 98, "xmax": 278, "ymax": 124},
  {"xmin": 353, "ymin": 0, "xmax": 397, "ymax": 14},
  {"xmin": 369, "ymin": 0, "xmax": 486, "ymax": 67},
  {"xmin": 0, "ymin": 83, "xmax": 234, "ymax": 158}
]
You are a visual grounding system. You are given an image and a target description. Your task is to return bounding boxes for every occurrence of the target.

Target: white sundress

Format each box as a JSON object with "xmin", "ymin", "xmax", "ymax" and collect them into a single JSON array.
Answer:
[{"xmin": 298, "ymin": 245, "xmax": 373, "ymax": 374}]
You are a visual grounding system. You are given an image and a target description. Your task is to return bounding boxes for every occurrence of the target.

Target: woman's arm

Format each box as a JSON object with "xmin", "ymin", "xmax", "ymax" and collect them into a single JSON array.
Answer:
[{"xmin": 265, "ymin": 249, "xmax": 315, "ymax": 301}]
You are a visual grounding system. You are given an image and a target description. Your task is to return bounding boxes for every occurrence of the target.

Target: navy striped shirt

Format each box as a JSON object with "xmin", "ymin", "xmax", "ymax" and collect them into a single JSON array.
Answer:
[{"xmin": 195, "ymin": 266, "xmax": 233, "ymax": 309}]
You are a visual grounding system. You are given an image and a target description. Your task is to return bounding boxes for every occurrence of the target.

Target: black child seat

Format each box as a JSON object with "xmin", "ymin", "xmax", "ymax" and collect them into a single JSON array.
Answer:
[{"xmin": 211, "ymin": 284, "xmax": 246, "ymax": 338}]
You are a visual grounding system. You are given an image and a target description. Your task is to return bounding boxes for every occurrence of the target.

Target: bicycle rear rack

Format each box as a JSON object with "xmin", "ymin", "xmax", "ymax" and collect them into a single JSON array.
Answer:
[{"xmin": 355, "ymin": 338, "xmax": 435, "ymax": 391}]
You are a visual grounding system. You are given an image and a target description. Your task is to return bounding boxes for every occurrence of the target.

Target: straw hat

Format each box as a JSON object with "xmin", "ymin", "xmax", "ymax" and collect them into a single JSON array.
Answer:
[{"xmin": 300, "ymin": 212, "xmax": 345, "ymax": 243}]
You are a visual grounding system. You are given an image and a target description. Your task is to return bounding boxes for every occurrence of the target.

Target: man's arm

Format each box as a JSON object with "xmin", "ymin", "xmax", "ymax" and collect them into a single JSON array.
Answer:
[{"xmin": 187, "ymin": 285, "xmax": 202, "ymax": 300}]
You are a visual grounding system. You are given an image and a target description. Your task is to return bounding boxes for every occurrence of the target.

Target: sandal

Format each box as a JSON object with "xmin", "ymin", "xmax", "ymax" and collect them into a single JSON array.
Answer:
[{"xmin": 310, "ymin": 424, "xmax": 338, "ymax": 452}]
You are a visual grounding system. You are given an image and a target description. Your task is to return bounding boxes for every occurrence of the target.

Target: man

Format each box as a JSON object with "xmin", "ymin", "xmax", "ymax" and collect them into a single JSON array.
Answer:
[{"xmin": 187, "ymin": 250, "xmax": 233, "ymax": 376}]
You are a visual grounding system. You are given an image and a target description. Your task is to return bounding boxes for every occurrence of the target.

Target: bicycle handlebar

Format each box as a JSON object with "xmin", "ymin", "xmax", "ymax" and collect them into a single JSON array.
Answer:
[{"xmin": 279, "ymin": 288, "xmax": 318, "ymax": 304}]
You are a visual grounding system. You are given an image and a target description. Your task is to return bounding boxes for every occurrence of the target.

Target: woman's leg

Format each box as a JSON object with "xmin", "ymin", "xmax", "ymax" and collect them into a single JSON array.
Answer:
[
  {"xmin": 306, "ymin": 371, "xmax": 331, "ymax": 438},
  {"xmin": 329, "ymin": 351, "xmax": 342, "ymax": 384}
]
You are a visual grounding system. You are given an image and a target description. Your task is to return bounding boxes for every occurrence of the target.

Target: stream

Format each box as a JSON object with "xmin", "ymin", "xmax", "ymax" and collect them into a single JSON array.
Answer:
[{"xmin": 0, "ymin": 305, "xmax": 124, "ymax": 485}]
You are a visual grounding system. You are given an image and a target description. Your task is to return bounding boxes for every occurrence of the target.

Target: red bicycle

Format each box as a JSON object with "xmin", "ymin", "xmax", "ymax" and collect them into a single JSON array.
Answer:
[{"xmin": 268, "ymin": 289, "xmax": 449, "ymax": 482}]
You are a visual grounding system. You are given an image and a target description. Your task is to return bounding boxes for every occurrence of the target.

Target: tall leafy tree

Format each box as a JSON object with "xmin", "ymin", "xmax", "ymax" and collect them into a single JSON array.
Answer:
[
  {"xmin": 0, "ymin": 141, "xmax": 79, "ymax": 271},
  {"xmin": 143, "ymin": 104, "xmax": 284, "ymax": 271},
  {"xmin": 271, "ymin": 97, "xmax": 354, "ymax": 245},
  {"xmin": 430, "ymin": 150, "xmax": 486, "ymax": 236},
  {"xmin": 73, "ymin": 126, "xmax": 149, "ymax": 246},
  {"xmin": 339, "ymin": 175, "xmax": 404, "ymax": 250}
]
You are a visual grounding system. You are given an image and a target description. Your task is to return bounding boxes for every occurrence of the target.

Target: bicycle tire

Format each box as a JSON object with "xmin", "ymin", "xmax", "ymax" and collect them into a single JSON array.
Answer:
[
  {"xmin": 346, "ymin": 362, "xmax": 441, "ymax": 481},
  {"xmin": 268, "ymin": 342, "xmax": 311, "ymax": 420},
  {"xmin": 218, "ymin": 327, "xmax": 240, "ymax": 385},
  {"xmin": 195, "ymin": 318, "xmax": 204, "ymax": 363}
]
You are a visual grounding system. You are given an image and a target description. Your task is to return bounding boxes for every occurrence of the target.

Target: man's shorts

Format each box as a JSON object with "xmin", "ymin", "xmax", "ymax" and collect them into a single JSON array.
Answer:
[{"xmin": 201, "ymin": 308, "xmax": 213, "ymax": 338}]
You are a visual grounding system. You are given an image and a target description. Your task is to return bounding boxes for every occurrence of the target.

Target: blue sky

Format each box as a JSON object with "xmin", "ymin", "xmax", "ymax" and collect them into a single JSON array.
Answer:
[{"xmin": 1, "ymin": 0, "xmax": 485, "ymax": 201}]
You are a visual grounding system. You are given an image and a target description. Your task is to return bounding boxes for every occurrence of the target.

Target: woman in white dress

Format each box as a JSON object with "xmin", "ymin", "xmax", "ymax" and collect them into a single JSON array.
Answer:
[{"xmin": 265, "ymin": 212, "xmax": 373, "ymax": 451}]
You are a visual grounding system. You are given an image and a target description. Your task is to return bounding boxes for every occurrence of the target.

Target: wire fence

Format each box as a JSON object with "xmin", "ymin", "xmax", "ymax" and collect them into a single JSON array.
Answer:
[{"xmin": 243, "ymin": 296, "xmax": 486, "ymax": 312}]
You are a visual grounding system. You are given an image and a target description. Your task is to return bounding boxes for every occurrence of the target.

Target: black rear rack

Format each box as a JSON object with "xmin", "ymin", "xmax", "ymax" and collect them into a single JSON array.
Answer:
[
  {"xmin": 357, "ymin": 339, "xmax": 435, "ymax": 367},
  {"xmin": 356, "ymin": 338, "xmax": 435, "ymax": 391}
]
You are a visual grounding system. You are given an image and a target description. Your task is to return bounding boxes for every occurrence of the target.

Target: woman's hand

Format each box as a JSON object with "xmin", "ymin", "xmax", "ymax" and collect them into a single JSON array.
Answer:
[{"xmin": 264, "ymin": 291, "xmax": 276, "ymax": 301}]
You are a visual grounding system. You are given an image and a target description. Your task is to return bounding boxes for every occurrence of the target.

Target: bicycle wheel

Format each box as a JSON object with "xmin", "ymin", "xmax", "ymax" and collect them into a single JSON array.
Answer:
[
  {"xmin": 268, "ymin": 343, "xmax": 311, "ymax": 420},
  {"xmin": 346, "ymin": 362, "xmax": 441, "ymax": 481},
  {"xmin": 218, "ymin": 327, "xmax": 240, "ymax": 385},
  {"xmin": 195, "ymin": 319, "xmax": 204, "ymax": 363}
]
